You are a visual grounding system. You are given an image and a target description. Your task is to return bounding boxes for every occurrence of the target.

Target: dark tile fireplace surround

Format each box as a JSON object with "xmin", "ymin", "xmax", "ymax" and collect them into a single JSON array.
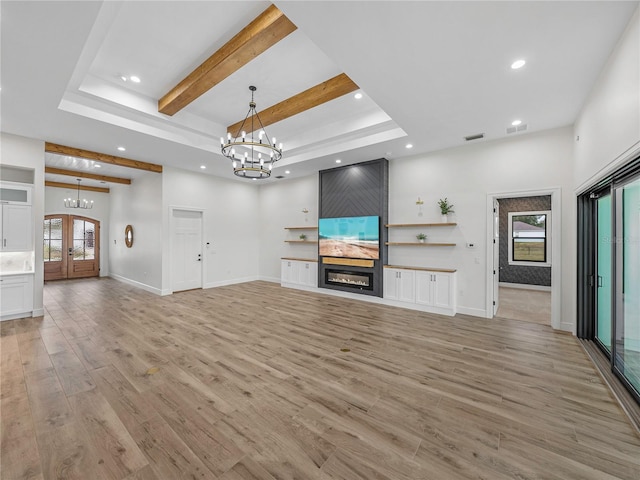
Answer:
[{"xmin": 318, "ymin": 159, "xmax": 388, "ymax": 298}]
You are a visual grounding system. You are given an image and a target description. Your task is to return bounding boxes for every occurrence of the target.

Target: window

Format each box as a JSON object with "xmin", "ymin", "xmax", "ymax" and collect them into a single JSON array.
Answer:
[{"xmin": 508, "ymin": 211, "xmax": 551, "ymax": 266}]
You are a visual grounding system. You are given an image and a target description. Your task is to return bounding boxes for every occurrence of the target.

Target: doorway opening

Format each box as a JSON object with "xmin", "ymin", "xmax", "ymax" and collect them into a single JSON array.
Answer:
[
  {"xmin": 44, "ymin": 214, "xmax": 100, "ymax": 281},
  {"xmin": 486, "ymin": 188, "xmax": 561, "ymax": 329}
]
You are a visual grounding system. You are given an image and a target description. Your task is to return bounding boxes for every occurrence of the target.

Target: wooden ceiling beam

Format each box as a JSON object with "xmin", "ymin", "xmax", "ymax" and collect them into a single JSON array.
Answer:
[
  {"xmin": 45, "ymin": 181, "xmax": 110, "ymax": 194},
  {"xmin": 45, "ymin": 166, "xmax": 131, "ymax": 185},
  {"xmin": 45, "ymin": 143, "xmax": 163, "ymax": 173},
  {"xmin": 158, "ymin": 5, "xmax": 297, "ymax": 116},
  {"xmin": 226, "ymin": 73, "xmax": 359, "ymax": 135}
]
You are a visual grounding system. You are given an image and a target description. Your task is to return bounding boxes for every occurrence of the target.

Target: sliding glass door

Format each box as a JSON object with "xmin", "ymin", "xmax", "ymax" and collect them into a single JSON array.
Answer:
[
  {"xmin": 615, "ymin": 178, "xmax": 640, "ymax": 393},
  {"xmin": 596, "ymin": 193, "xmax": 612, "ymax": 352},
  {"xmin": 579, "ymin": 158, "xmax": 640, "ymax": 405}
]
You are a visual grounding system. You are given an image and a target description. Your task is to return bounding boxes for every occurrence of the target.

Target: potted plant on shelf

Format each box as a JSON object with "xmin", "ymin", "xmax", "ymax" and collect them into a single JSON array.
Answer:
[
  {"xmin": 416, "ymin": 233, "xmax": 427, "ymax": 243},
  {"xmin": 299, "ymin": 233, "xmax": 307, "ymax": 241},
  {"xmin": 438, "ymin": 198, "xmax": 455, "ymax": 222}
]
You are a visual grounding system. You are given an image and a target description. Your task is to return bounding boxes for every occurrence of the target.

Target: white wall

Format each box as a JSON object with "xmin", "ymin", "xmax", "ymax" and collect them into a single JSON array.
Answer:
[
  {"xmin": 161, "ymin": 167, "xmax": 261, "ymax": 292},
  {"xmin": 109, "ymin": 171, "xmax": 163, "ymax": 293},
  {"xmin": 45, "ymin": 186, "xmax": 110, "ymax": 277},
  {"xmin": 0, "ymin": 132, "xmax": 45, "ymax": 316},
  {"xmin": 258, "ymin": 175, "xmax": 319, "ymax": 282},
  {"xmin": 574, "ymin": 5, "xmax": 640, "ymax": 190},
  {"xmin": 389, "ymin": 127, "xmax": 574, "ymax": 326}
]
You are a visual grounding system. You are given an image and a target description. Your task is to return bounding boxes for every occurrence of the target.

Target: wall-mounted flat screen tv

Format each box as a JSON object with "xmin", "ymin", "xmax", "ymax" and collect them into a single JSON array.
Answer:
[{"xmin": 318, "ymin": 216, "xmax": 380, "ymax": 259}]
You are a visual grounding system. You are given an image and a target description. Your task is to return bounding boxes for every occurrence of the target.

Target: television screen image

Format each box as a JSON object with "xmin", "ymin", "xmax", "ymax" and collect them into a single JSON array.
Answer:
[{"xmin": 318, "ymin": 216, "xmax": 380, "ymax": 259}]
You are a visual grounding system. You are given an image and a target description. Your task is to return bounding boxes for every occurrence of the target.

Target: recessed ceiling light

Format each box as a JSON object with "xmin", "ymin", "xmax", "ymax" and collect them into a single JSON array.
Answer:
[
  {"xmin": 354, "ymin": 92, "xmax": 363, "ymax": 100},
  {"xmin": 406, "ymin": 143, "xmax": 413, "ymax": 149},
  {"xmin": 252, "ymin": 178, "xmax": 257, "ymax": 181},
  {"xmin": 200, "ymin": 165, "xmax": 206, "ymax": 169},
  {"xmin": 129, "ymin": 76, "xmax": 141, "ymax": 83},
  {"xmin": 94, "ymin": 164, "xmax": 101, "ymax": 168},
  {"xmin": 512, "ymin": 119, "xmax": 522, "ymax": 126},
  {"xmin": 335, "ymin": 159, "xmax": 342, "ymax": 164},
  {"xmin": 285, "ymin": 170, "xmax": 290, "ymax": 174},
  {"xmin": 511, "ymin": 59, "xmax": 526, "ymax": 70},
  {"xmin": 120, "ymin": 76, "xmax": 127, "ymax": 82},
  {"xmin": 117, "ymin": 146, "xmax": 126, "ymax": 152}
]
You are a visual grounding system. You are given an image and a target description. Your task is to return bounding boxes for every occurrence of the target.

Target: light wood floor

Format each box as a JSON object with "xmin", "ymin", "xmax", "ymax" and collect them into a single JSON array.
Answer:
[
  {"xmin": 496, "ymin": 286, "xmax": 551, "ymax": 325},
  {"xmin": 2, "ymin": 278, "xmax": 640, "ymax": 480}
]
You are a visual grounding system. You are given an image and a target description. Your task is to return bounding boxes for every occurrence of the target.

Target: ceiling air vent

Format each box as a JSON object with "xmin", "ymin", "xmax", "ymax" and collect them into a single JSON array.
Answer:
[
  {"xmin": 507, "ymin": 124, "xmax": 528, "ymax": 134},
  {"xmin": 464, "ymin": 133, "xmax": 484, "ymax": 141}
]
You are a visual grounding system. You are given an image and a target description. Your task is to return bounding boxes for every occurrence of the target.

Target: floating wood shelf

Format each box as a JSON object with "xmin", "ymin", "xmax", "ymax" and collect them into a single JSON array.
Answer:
[
  {"xmin": 281, "ymin": 257, "xmax": 318, "ymax": 262},
  {"xmin": 284, "ymin": 226, "xmax": 318, "ymax": 230},
  {"xmin": 385, "ymin": 223, "xmax": 457, "ymax": 228},
  {"xmin": 385, "ymin": 242, "xmax": 456, "ymax": 247},
  {"xmin": 284, "ymin": 240, "xmax": 318, "ymax": 244},
  {"xmin": 384, "ymin": 265, "xmax": 457, "ymax": 273}
]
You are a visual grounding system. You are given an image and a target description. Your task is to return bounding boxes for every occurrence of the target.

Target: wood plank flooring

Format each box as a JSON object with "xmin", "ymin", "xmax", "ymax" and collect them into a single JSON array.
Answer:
[{"xmin": 1, "ymin": 277, "xmax": 640, "ymax": 479}]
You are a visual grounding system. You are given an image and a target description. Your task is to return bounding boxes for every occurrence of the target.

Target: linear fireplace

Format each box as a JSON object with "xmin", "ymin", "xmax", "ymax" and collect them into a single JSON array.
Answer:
[{"xmin": 325, "ymin": 269, "xmax": 373, "ymax": 291}]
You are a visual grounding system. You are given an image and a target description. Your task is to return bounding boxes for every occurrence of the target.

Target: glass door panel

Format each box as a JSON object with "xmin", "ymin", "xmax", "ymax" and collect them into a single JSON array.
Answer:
[
  {"xmin": 43, "ymin": 215, "xmax": 68, "ymax": 281},
  {"xmin": 596, "ymin": 194, "xmax": 612, "ymax": 352},
  {"xmin": 615, "ymin": 178, "xmax": 640, "ymax": 394}
]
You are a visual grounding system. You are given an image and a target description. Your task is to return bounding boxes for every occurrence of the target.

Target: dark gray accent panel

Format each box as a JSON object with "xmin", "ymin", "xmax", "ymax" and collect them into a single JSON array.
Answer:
[
  {"xmin": 318, "ymin": 159, "xmax": 388, "ymax": 297},
  {"xmin": 498, "ymin": 195, "xmax": 551, "ymax": 287}
]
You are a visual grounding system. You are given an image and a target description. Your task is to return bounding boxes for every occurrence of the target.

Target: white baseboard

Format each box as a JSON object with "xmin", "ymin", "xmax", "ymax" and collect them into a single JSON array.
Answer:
[
  {"xmin": 32, "ymin": 308, "xmax": 44, "ymax": 317},
  {"xmin": 499, "ymin": 282, "xmax": 552, "ymax": 292},
  {"xmin": 560, "ymin": 321, "xmax": 575, "ymax": 334},
  {"xmin": 457, "ymin": 306, "xmax": 487, "ymax": 318},
  {"xmin": 109, "ymin": 273, "xmax": 164, "ymax": 296},
  {"xmin": 258, "ymin": 275, "xmax": 280, "ymax": 284},
  {"xmin": 204, "ymin": 276, "xmax": 259, "ymax": 289}
]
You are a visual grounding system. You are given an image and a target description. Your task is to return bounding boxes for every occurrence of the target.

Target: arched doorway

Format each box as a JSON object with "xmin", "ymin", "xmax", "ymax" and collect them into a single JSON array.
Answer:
[{"xmin": 44, "ymin": 214, "xmax": 100, "ymax": 281}]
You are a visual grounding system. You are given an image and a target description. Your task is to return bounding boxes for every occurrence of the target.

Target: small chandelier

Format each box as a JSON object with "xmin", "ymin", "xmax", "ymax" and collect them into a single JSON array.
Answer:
[
  {"xmin": 221, "ymin": 86, "xmax": 283, "ymax": 179},
  {"xmin": 64, "ymin": 179, "xmax": 93, "ymax": 209}
]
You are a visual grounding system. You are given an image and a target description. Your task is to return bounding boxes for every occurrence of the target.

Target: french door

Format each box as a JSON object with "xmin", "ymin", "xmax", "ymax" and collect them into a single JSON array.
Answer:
[{"xmin": 44, "ymin": 214, "xmax": 100, "ymax": 281}]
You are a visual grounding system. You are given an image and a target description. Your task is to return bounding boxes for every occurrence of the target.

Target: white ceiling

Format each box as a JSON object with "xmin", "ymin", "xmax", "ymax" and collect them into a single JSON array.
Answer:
[{"xmin": 1, "ymin": 1, "xmax": 637, "ymax": 186}]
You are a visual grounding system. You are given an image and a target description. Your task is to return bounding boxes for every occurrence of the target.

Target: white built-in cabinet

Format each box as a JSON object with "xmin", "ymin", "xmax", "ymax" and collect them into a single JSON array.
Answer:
[
  {"xmin": 0, "ymin": 275, "xmax": 34, "ymax": 317},
  {"xmin": 0, "ymin": 182, "xmax": 34, "ymax": 321},
  {"xmin": 281, "ymin": 259, "xmax": 318, "ymax": 289},
  {"xmin": 1, "ymin": 204, "xmax": 32, "ymax": 251},
  {"xmin": 384, "ymin": 266, "xmax": 456, "ymax": 316},
  {"xmin": 384, "ymin": 268, "xmax": 415, "ymax": 303}
]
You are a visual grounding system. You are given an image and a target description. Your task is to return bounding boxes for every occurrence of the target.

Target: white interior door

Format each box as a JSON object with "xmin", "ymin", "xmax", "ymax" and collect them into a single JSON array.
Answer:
[
  {"xmin": 171, "ymin": 209, "xmax": 203, "ymax": 292},
  {"xmin": 493, "ymin": 198, "xmax": 500, "ymax": 315}
]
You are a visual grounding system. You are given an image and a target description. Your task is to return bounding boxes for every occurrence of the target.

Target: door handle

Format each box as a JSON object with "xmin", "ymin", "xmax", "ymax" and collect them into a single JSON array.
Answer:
[
  {"xmin": 68, "ymin": 247, "xmax": 73, "ymax": 256},
  {"xmin": 597, "ymin": 276, "xmax": 603, "ymax": 287}
]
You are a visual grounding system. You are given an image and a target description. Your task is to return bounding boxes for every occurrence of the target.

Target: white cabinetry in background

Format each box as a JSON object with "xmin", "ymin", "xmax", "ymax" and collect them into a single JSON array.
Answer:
[
  {"xmin": 0, "ymin": 183, "xmax": 33, "ymax": 252},
  {"xmin": 384, "ymin": 268, "xmax": 415, "ymax": 303},
  {"xmin": 1, "ymin": 204, "xmax": 32, "ymax": 251},
  {"xmin": 281, "ymin": 259, "xmax": 318, "ymax": 289},
  {"xmin": 0, "ymin": 274, "xmax": 33, "ymax": 318},
  {"xmin": 383, "ymin": 266, "xmax": 456, "ymax": 316}
]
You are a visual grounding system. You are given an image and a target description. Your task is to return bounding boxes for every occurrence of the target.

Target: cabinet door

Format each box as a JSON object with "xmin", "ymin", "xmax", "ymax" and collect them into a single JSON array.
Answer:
[
  {"xmin": 415, "ymin": 272, "xmax": 434, "ymax": 306},
  {"xmin": 397, "ymin": 270, "xmax": 415, "ymax": 303},
  {"xmin": 0, "ymin": 276, "xmax": 32, "ymax": 317},
  {"xmin": 298, "ymin": 262, "xmax": 312, "ymax": 286},
  {"xmin": 281, "ymin": 261, "xmax": 292, "ymax": 284},
  {"xmin": 2, "ymin": 205, "xmax": 32, "ymax": 251},
  {"xmin": 433, "ymin": 273, "xmax": 452, "ymax": 309},
  {"xmin": 383, "ymin": 269, "xmax": 399, "ymax": 300},
  {"xmin": 308, "ymin": 262, "xmax": 318, "ymax": 287}
]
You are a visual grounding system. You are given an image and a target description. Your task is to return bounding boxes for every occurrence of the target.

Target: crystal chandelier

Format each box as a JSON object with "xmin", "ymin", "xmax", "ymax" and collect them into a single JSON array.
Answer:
[
  {"xmin": 221, "ymin": 86, "xmax": 283, "ymax": 179},
  {"xmin": 64, "ymin": 179, "xmax": 93, "ymax": 209}
]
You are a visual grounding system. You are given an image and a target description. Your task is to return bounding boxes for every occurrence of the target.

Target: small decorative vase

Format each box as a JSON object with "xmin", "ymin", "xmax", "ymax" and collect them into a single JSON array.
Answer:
[
  {"xmin": 441, "ymin": 214, "xmax": 448, "ymax": 223},
  {"xmin": 419, "ymin": 238, "xmax": 425, "ymax": 243}
]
